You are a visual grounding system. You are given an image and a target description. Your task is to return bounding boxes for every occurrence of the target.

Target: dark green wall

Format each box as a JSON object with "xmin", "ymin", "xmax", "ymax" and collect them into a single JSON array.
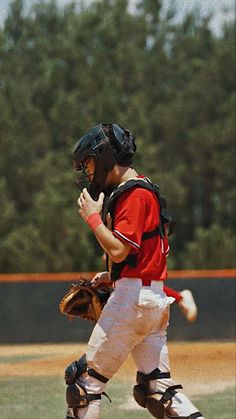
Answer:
[
  {"xmin": 0, "ymin": 279, "xmax": 235, "ymax": 343},
  {"xmin": 167, "ymin": 279, "xmax": 235, "ymax": 340}
]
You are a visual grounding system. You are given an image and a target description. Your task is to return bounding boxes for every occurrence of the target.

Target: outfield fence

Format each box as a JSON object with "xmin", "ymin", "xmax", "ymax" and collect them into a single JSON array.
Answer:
[
  {"xmin": 0, "ymin": 269, "xmax": 235, "ymax": 343},
  {"xmin": 0, "ymin": 269, "xmax": 235, "ymax": 282}
]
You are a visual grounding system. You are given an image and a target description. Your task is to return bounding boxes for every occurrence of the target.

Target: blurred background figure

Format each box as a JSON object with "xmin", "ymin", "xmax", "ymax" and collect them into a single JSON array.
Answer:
[{"xmin": 164, "ymin": 286, "xmax": 198, "ymax": 323}]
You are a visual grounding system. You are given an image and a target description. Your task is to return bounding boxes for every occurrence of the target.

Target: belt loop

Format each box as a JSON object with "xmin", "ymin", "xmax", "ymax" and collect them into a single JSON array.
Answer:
[{"xmin": 142, "ymin": 279, "xmax": 152, "ymax": 286}]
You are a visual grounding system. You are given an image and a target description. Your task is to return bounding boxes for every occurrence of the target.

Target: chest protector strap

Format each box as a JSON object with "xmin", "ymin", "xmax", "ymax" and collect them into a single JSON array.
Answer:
[{"xmin": 102, "ymin": 178, "xmax": 175, "ymax": 282}]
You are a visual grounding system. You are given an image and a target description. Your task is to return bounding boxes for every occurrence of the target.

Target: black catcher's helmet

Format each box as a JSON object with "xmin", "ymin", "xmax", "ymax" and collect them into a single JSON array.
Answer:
[{"xmin": 73, "ymin": 123, "xmax": 136, "ymax": 199}]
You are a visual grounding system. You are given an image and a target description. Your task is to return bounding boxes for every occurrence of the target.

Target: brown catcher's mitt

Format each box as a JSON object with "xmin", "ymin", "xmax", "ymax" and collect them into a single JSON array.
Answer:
[{"xmin": 59, "ymin": 278, "xmax": 112, "ymax": 321}]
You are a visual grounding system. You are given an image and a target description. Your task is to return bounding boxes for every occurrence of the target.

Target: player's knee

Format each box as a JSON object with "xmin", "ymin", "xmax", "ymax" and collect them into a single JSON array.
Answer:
[
  {"xmin": 64, "ymin": 354, "xmax": 110, "ymax": 412},
  {"xmin": 65, "ymin": 354, "xmax": 88, "ymax": 385},
  {"xmin": 133, "ymin": 368, "xmax": 171, "ymax": 408},
  {"xmin": 133, "ymin": 368, "xmax": 168, "ymax": 415}
]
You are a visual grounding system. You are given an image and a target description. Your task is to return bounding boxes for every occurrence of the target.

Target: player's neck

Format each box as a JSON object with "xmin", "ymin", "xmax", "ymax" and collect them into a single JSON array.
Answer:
[
  {"xmin": 106, "ymin": 165, "xmax": 139, "ymax": 188},
  {"xmin": 119, "ymin": 166, "xmax": 138, "ymax": 183}
]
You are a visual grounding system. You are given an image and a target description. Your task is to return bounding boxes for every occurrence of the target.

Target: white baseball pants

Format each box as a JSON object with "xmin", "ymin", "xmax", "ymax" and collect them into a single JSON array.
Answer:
[{"xmin": 72, "ymin": 278, "xmax": 204, "ymax": 419}]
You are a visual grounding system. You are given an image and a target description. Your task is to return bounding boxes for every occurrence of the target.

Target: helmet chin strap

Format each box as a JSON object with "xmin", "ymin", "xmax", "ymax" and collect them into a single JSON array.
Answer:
[{"xmin": 89, "ymin": 142, "xmax": 116, "ymax": 200}]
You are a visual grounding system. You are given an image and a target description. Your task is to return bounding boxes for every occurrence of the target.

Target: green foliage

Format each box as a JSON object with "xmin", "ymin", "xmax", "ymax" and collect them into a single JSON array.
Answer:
[
  {"xmin": 180, "ymin": 224, "xmax": 236, "ymax": 269},
  {"xmin": 0, "ymin": 0, "xmax": 235, "ymax": 271}
]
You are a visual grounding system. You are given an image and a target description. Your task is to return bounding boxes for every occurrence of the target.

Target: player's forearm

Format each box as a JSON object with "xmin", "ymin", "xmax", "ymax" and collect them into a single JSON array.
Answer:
[
  {"xmin": 94, "ymin": 223, "xmax": 130, "ymax": 263},
  {"xmin": 77, "ymin": 190, "xmax": 130, "ymax": 262}
]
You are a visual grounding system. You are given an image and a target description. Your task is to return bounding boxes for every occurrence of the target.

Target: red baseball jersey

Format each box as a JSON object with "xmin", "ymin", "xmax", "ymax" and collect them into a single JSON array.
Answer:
[{"xmin": 112, "ymin": 183, "xmax": 169, "ymax": 282}]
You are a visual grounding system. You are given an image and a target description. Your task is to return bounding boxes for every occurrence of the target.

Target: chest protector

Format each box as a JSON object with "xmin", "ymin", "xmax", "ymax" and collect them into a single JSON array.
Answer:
[{"xmin": 102, "ymin": 178, "xmax": 175, "ymax": 281}]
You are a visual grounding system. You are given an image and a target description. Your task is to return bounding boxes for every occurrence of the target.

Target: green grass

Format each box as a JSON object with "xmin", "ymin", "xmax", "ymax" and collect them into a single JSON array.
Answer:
[
  {"xmin": 192, "ymin": 387, "xmax": 236, "ymax": 419},
  {"xmin": 0, "ymin": 376, "xmax": 235, "ymax": 418},
  {"xmin": 0, "ymin": 354, "xmax": 47, "ymax": 363}
]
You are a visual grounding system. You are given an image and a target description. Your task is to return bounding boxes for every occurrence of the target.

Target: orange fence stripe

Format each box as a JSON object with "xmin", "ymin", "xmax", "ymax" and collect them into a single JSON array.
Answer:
[
  {"xmin": 168, "ymin": 269, "xmax": 236, "ymax": 279},
  {"xmin": 0, "ymin": 269, "xmax": 235, "ymax": 282},
  {"xmin": 0, "ymin": 272, "xmax": 94, "ymax": 282}
]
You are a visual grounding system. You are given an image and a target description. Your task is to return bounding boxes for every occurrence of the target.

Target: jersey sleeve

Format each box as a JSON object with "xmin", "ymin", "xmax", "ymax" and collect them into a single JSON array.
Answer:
[{"xmin": 112, "ymin": 190, "xmax": 147, "ymax": 252}]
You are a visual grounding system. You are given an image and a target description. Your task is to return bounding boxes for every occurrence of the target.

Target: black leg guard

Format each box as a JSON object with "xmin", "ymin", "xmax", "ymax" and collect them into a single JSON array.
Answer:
[
  {"xmin": 148, "ymin": 390, "xmax": 203, "ymax": 419},
  {"xmin": 133, "ymin": 368, "xmax": 202, "ymax": 419},
  {"xmin": 64, "ymin": 354, "xmax": 111, "ymax": 417},
  {"xmin": 66, "ymin": 382, "xmax": 102, "ymax": 410},
  {"xmin": 64, "ymin": 354, "xmax": 87, "ymax": 385},
  {"xmin": 133, "ymin": 368, "xmax": 171, "ymax": 409},
  {"xmin": 146, "ymin": 384, "xmax": 184, "ymax": 418},
  {"xmin": 65, "ymin": 406, "xmax": 75, "ymax": 419}
]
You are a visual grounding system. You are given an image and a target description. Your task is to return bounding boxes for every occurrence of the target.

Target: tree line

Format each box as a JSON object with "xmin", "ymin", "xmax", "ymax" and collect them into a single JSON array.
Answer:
[{"xmin": 0, "ymin": 0, "xmax": 235, "ymax": 272}]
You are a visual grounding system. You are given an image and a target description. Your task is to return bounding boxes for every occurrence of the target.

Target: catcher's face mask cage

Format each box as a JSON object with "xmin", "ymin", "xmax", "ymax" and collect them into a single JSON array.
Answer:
[
  {"xmin": 73, "ymin": 123, "xmax": 136, "ymax": 200},
  {"xmin": 74, "ymin": 158, "xmax": 95, "ymax": 192}
]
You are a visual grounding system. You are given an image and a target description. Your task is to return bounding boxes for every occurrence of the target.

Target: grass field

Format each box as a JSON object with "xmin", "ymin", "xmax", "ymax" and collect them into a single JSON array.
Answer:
[{"xmin": 0, "ymin": 342, "xmax": 235, "ymax": 418}]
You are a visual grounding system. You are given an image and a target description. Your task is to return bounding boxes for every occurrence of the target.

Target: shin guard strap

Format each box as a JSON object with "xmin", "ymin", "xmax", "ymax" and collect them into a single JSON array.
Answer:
[
  {"xmin": 189, "ymin": 413, "xmax": 202, "ymax": 419},
  {"xmin": 147, "ymin": 368, "xmax": 171, "ymax": 380},
  {"xmin": 88, "ymin": 368, "xmax": 109, "ymax": 383},
  {"xmin": 87, "ymin": 392, "xmax": 112, "ymax": 403},
  {"xmin": 137, "ymin": 369, "xmax": 170, "ymax": 384},
  {"xmin": 87, "ymin": 394, "xmax": 101, "ymax": 402},
  {"xmin": 160, "ymin": 384, "xmax": 183, "ymax": 403}
]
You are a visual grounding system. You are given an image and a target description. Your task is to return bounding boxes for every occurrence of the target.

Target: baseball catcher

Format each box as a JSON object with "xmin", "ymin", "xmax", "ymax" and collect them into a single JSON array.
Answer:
[
  {"xmin": 59, "ymin": 278, "xmax": 112, "ymax": 321},
  {"xmin": 62, "ymin": 123, "xmax": 204, "ymax": 419}
]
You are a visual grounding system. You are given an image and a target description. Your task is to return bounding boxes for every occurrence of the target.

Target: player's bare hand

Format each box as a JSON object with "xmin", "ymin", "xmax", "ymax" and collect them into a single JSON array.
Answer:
[
  {"xmin": 78, "ymin": 188, "xmax": 104, "ymax": 221},
  {"xmin": 91, "ymin": 271, "xmax": 113, "ymax": 288}
]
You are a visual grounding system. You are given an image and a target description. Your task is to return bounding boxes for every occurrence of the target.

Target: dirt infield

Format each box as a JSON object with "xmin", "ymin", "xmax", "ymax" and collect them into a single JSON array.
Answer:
[{"xmin": 0, "ymin": 342, "xmax": 235, "ymax": 397}]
